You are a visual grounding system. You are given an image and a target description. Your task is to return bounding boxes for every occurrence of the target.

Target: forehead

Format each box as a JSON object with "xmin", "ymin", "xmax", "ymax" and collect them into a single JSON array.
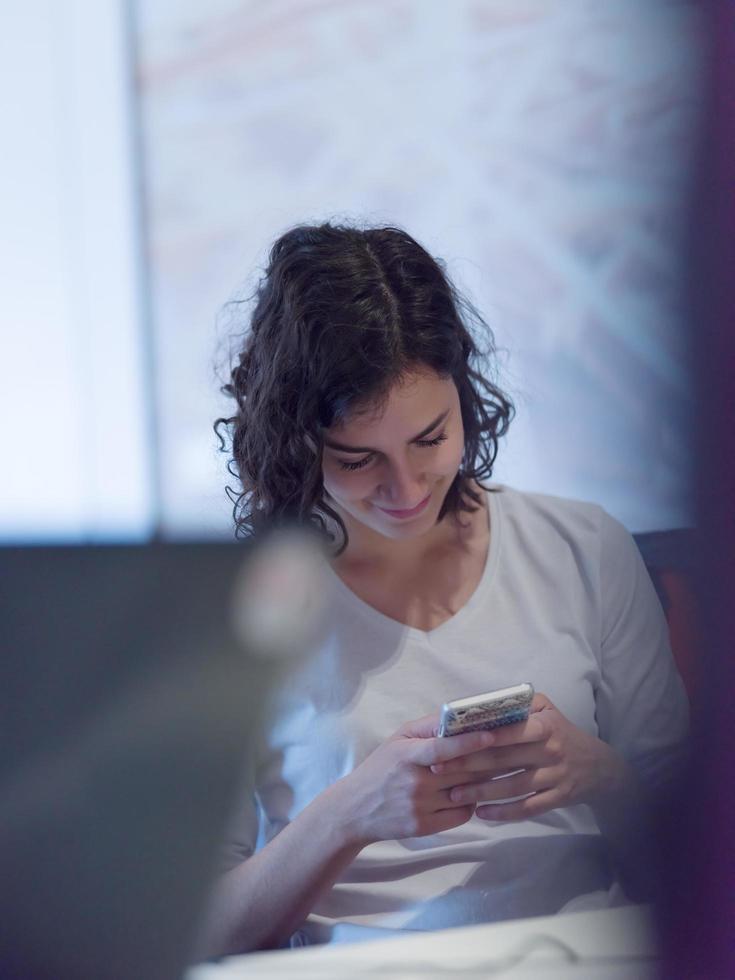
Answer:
[{"xmin": 330, "ymin": 369, "xmax": 455, "ymax": 436}]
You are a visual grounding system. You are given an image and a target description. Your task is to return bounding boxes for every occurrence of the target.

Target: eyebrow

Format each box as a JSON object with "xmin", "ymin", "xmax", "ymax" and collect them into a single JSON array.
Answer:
[{"xmin": 323, "ymin": 410, "xmax": 450, "ymax": 454}]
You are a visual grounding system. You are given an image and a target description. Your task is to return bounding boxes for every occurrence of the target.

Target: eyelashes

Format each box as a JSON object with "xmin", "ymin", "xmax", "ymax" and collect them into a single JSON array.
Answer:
[
  {"xmin": 417, "ymin": 433, "xmax": 449, "ymax": 448},
  {"xmin": 337, "ymin": 432, "xmax": 448, "ymax": 472}
]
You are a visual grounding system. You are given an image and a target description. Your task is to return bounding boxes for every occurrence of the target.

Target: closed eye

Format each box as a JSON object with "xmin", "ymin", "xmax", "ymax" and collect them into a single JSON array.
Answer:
[
  {"xmin": 337, "ymin": 431, "xmax": 448, "ymax": 471},
  {"xmin": 415, "ymin": 432, "xmax": 448, "ymax": 449},
  {"xmin": 338, "ymin": 454, "xmax": 374, "ymax": 472}
]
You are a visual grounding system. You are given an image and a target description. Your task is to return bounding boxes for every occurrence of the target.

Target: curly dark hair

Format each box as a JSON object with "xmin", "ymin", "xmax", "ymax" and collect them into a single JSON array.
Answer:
[{"xmin": 215, "ymin": 222, "xmax": 514, "ymax": 554}]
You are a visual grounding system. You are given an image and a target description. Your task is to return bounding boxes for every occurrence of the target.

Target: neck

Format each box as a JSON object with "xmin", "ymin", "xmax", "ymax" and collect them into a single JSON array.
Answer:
[
  {"xmin": 339, "ymin": 510, "xmax": 455, "ymax": 568},
  {"xmin": 328, "ymin": 485, "xmax": 486, "ymax": 569}
]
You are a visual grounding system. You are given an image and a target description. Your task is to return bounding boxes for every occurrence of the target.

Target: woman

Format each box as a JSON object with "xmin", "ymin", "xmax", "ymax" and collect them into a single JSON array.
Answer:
[{"xmin": 206, "ymin": 223, "xmax": 688, "ymax": 955}]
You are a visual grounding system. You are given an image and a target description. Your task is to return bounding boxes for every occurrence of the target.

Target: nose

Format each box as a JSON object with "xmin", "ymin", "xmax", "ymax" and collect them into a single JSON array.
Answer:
[{"xmin": 377, "ymin": 458, "xmax": 427, "ymax": 507}]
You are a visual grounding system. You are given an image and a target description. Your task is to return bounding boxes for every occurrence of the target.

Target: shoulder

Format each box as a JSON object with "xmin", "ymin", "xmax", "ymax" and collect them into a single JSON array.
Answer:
[
  {"xmin": 488, "ymin": 483, "xmax": 640, "ymax": 586},
  {"xmin": 490, "ymin": 482, "xmax": 608, "ymax": 543}
]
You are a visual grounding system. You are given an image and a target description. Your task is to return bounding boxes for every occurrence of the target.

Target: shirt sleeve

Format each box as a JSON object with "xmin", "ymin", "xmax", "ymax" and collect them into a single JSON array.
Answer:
[
  {"xmin": 594, "ymin": 508, "xmax": 690, "ymax": 789},
  {"xmin": 217, "ymin": 769, "xmax": 261, "ymax": 874}
]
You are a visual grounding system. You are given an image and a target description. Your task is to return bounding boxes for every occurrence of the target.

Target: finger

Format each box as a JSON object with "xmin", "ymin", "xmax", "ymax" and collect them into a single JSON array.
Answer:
[
  {"xmin": 432, "ymin": 743, "xmax": 546, "ymax": 775},
  {"xmin": 394, "ymin": 712, "xmax": 440, "ymax": 739},
  {"xmin": 475, "ymin": 712, "xmax": 551, "ymax": 750},
  {"xmin": 430, "ymin": 765, "xmax": 518, "ymax": 790},
  {"xmin": 448, "ymin": 767, "xmax": 555, "ymax": 805},
  {"xmin": 431, "ymin": 786, "xmax": 480, "ymax": 811},
  {"xmin": 412, "ymin": 730, "xmax": 496, "ymax": 766},
  {"xmin": 530, "ymin": 692, "xmax": 555, "ymax": 713},
  {"xmin": 423, "ymin": 804, "xmax": 476, "ymax": 834},
  {"xmin": 475, "ymin": 788, "xmax": 563, "ymax": 822}
]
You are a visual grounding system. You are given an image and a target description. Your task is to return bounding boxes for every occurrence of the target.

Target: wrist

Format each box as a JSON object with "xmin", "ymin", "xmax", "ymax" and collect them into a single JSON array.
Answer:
[
  {"xmin": 588, "ymin": 748, "xmax": 656, "ymax": 900},
  {"xmin": 320, "ymin": 774, "xmax": 374, "ymax": 851}
]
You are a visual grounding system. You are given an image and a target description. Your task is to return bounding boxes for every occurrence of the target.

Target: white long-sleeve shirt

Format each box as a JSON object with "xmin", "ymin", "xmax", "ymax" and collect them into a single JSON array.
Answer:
[{"xmin": 222, "ymin": 484, "xmax": 689, "ymax": 945}]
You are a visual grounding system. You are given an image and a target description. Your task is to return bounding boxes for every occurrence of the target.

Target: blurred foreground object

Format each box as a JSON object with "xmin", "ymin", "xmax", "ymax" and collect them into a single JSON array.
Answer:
[
  {"xmin": 189, "ymin": 903, "xmax": 659, "ymax": 979},
  {"xmin": 0, "ymin": 530, "xmax": 322, "ymax": 980},
  {"xmin": 231, "ymin": 526, "xmax": 328, "ymax": 658},
  {"xmin": 657, "ymin": 1, "xmax": 735, "ymax": 976}
]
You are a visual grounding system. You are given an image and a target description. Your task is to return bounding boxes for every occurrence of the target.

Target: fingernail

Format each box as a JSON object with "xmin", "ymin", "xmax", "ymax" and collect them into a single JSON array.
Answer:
[{"xmin": 431, "ymin": 763, "xmax": 444, "ymax": 774}]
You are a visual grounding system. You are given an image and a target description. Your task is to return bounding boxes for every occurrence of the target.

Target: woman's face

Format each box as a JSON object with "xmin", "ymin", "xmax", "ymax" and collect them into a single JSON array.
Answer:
[{"xmin": 321, "ymin": 368, "xmax": 465, "ymax": 542}]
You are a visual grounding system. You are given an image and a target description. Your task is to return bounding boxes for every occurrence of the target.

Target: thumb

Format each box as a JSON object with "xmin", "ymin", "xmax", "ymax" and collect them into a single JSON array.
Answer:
[
  {"xmin": 392, "ymin": 712, "xmax": 440, "ymax": 740},
  {"xmin": 530, "ymin": 692, "xmax": 555, "ymax": 713}
]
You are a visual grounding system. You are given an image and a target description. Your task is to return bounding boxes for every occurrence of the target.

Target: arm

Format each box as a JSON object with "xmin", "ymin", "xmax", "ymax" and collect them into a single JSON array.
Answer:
[
  {"xmin": 197, "ymin": 722, "xmax": 494, "ymax": 957},
  {"xmin": 432, "ymin": 696, "xmax": 661, "ymax": 900},
  {"xmin": 585, "ymin": 752, "xmax": 660, "ymax": 901},
  {"xmin": 589, "ymin": 510, "xmax": 690, "ymax": 896},
  {"xmin": 197, "ymin": 777, "xmax": 364, "ymax": 958},
  {"xmin": 432, "ymin": 510, "xmax": 690, "ymax": 898},
  {"xmin": 594, "ymin": 511, "xmax": 690, "ymax": 788}
]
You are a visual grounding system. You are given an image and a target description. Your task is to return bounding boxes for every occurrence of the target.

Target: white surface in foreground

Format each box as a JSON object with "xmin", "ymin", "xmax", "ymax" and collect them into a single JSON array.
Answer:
[{"xmin": 188, "ymin": 903, "xmax": 658, "ymax": 979}]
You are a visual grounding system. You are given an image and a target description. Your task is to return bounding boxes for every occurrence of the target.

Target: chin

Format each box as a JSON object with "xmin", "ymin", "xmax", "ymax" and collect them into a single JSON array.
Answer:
[{"xmin": 366, "ymin": 491, "xmax": 445, "ymax": 537}]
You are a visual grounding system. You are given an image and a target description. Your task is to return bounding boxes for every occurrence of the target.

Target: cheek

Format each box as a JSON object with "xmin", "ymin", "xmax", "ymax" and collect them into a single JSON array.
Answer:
[
  {"xmin": 322, "ymin": 463, "xmax": 377, "ymax": 501},
  {"xmin": 438, "ymin": 435, "xmax": 465, "ymax": 474}
]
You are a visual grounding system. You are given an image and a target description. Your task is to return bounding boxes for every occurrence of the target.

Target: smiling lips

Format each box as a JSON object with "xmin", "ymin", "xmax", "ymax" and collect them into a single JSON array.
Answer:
[{"xmin": 375, "ymin": 493, "xmax": 432, "ymax": 520}]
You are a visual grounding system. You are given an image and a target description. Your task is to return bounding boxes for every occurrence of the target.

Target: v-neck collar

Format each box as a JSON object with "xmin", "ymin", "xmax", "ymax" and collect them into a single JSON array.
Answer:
[{"xmin": 326, "ymin": 486, "xmax": 503, "ymax": 640}]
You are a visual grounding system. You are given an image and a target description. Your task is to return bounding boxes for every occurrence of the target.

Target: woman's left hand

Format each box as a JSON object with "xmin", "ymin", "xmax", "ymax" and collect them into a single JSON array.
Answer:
[{"xmin": 432, "ymin": 693, "xmax": 633, "ymax": 821}]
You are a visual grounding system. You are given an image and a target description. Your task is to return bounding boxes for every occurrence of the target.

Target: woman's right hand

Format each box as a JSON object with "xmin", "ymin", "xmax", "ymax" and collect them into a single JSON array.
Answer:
[
  {"xmin": 335, "ymin": 717, "xmax": 496, "ymax": 846},
  {"xmin": 200, "ymin": 716, "xmax": 494, "ymax": 957}
]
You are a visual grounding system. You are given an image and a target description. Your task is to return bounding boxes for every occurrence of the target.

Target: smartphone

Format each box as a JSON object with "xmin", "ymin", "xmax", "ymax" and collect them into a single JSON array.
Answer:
[{"xmin": 438, "ymin": 683, "xmax": 534, "ymax": 736}]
